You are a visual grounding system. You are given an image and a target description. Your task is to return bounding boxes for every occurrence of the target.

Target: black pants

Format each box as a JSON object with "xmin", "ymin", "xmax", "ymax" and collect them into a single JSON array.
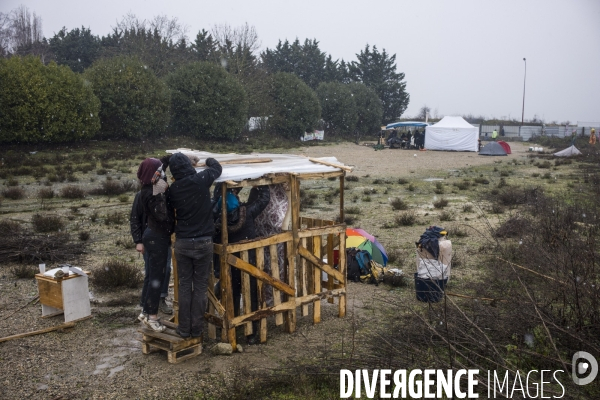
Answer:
[
  {"xmin": 174, "ymin": 237, "xmax": 212, "ymax": 336},
  {"xmin": 141, "ymin": 229, "xmax": 170, "ymax": 315}
]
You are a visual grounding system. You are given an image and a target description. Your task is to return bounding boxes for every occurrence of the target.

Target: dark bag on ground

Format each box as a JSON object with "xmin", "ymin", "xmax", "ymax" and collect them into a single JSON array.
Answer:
[{"xmin": 346, "ymin": 248, "xmax": 373, "ymax": 283}]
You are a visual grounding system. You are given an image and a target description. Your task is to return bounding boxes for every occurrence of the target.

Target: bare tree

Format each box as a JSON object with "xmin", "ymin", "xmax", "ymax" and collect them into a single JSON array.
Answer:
[
  {"xmin": 210, "ymin": 22, "xmax": 260, "ymax": 76},
  {"xmin": 417, "ymin": 104, "xmax": 431, "ymax": 120},
  {"xmin": 0, "ymin": 12, "xmax": 12, "ymax": 56},
  {"xmin": 11, "ymin": 5, "xmax": 43, "ymax": 50},
  {"xmin": 114, "ymin": 13, "xmax": 188, "ymax": 42}
]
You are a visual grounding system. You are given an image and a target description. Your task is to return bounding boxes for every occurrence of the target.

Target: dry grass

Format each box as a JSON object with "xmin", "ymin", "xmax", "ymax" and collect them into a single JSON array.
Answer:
[
  {"xmin": 31, "ymin": 213, "xmax": 64, "ymax": 233},
  {"xmin": 2, "ymin": 187, "xmax": 25, "ymax": 200}
]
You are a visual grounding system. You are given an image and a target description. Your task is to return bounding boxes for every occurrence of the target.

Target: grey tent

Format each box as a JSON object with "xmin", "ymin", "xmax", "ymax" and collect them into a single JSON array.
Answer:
[
  {"xmin": 553, "ymin": 145, "xmax": 582, "ymax": 157},
  {"xmin": 479, "ymin": 142, "xmax": 508, "ymax": 156}
]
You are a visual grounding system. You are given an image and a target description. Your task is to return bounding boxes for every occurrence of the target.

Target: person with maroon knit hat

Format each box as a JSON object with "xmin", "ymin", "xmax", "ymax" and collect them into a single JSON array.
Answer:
[{"xmin": 136, "ymin": 158, "xmax": 174, "ymax": 332}]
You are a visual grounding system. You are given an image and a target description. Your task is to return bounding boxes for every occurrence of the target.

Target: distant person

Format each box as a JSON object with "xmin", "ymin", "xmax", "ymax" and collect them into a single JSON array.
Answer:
[
  {"xmin": 491, "ymin": 129, "xmax": 498, "ymax": 140},
  {"xmin": 136, "ymin": 158, "xmax": 175, "ymax": 332},
  {"xmin": 167, "ymin": 153, "xmax": 222, "ymax": 339},
  {"xmin": 590, "ymin": 128, "xmax": 597, "ymax": 145},
  {"xmin": 500, "ymin": 126, "xmax": 505, "ymax": 137}
]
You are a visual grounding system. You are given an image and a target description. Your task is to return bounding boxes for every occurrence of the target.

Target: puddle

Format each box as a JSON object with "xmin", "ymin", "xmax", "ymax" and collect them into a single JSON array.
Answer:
[
  {"xmin": 108, "ymin": 365, "xmax": 125, "ymax": 378},
  {"xmin": 423, "ymin": 178, "xmax": 444, "ymax": 182}
]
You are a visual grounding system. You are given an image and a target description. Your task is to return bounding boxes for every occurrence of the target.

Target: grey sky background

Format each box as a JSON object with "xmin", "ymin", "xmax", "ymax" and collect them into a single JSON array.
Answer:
[{"xmin": 3, "ymin": 0, "xmax": 599, "ymax": 124}]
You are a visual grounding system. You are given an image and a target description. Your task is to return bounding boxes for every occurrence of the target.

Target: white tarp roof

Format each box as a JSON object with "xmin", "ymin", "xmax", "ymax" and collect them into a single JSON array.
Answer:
[
  {"xmin": 166, "ymin": 149, "xmax": 349, "ymax": 182},
  {"xmin": 425, "ymin": 116, "xmax": 479, "ymax": 152}
]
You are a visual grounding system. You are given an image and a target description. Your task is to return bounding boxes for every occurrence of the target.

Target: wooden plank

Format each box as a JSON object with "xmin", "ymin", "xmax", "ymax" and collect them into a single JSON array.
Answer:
[
  {"xmin": 37, "ymin": 279, "xmax": 63, "ymax": 310},
  {"xmin": 297, "ymin": 171, "xmax": 344, "ymax": 181},
  {"xmin": 0, "ymin": 322, "xmax": 75, "ymax": 343},
  {"xmin": 298, "ymin": 224, "xmax": 344, "ymax": 238},
  {"xmin": 207, "ymin": 287, "xmax": 225, "ymax": 317},
  {"xmin": 207, "ymin": 272, "xmax": 216, "ymax": 340},
  {"xmin": 327, "ymin": 229, "xmax": 335, "ymax": 304},
  {"xmin": 256, "ymin": 247, "xmax": 267, "ymax": 343},
  {"xmin": 227, "ymin": 254, "xmax": 295, "ymax": 296},
  {"xmin": 339, "ymin": 175, "xmax": 345, "ymax": 225},
  {"xmin": 270, "ymin": 244, "xmax": 284, "ymax": 326},
  {"xmin": 306, "ymin": 218, "xmax": 314, "ymax": 295},
  {"xmin": 321, "ymin": 234, "xmax": 340, "ymax": 258},
  {"xmin": 241, "ymin": 251, "xmax": 252, "ymax": 336},
  {"xmin": 220, "ymin": 183, "xmax": 236, "ymax": 348},
  {"xmin": 298, "ymin": 245, "xmax": 345, "ymax": 282},
  {"xmin": 161, "ymin": 319, "xmax": 177, "ymax": 330},
  {"xmin": 225, "ymin": 231, "xmax": 293, "ymax": 253},
  {"xmin": 338, "ymin": 231, "xmax": 347, "ymax": 318},
  {"xmin": 306, "ymin": 157, "xmax": 353, "ymax": 172},
  {"xmin": 204, "ymin": 313, "xmax": 224, "ymax": 328},
  {"xmin": 170, "ymin": 345, "xmax": 201, "ymax": 364},
  {"xmin": 230, "ymin": 300, "xmax": 296, "ymax": 327},
  {"xmin": 313, "ymin": 234, "xmax": 322, "ymax": 324},
  {"xmin": 285, "ymin": 174, "xmax": 299, "ymax": 334},
  {"xmin": 300, "ymin": 237, "xmax": 309, "ymax": 316},
  {"xmin": 295, "ymin": 288, "xmax": 346, "ymax": 306}
]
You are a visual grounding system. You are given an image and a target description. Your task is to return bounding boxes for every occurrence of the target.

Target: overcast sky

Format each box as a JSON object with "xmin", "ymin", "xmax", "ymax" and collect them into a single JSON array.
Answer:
[{"xmin": 3, "ymin": 0, "xmax": 599, "ymax": 124}]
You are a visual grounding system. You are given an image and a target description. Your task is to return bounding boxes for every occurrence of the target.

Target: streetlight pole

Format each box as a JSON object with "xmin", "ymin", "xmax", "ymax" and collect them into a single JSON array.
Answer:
[{"xmin": 521, "ymin": 57, "xmax": 526, "ymax": 126}]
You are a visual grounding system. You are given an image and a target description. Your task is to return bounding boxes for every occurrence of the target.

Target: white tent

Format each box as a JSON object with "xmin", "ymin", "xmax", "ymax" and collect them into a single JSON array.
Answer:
[
  {"xmin": 553, "ymin": 145, "xmax": 582, "ymax": 157},
  {"xmin": 424, "ymin": 116, "xmax": 479, "ymax": 152}
]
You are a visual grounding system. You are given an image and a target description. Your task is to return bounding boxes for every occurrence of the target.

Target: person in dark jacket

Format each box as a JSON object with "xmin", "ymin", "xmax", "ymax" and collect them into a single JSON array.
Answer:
[
  {"xmin": 130, "ymin": 192, "xmax": 173, "ymax": 315},
  {"xmin": 166, "ymin": 153, "xmax": 222, "ymax": 338},
  {"xmin": 213, "ymin": 184, "xmax": 270, "ymax": 344},
  {"xmin": 137, "ymin": 158, "xmax": 175, "ymax": 332}
]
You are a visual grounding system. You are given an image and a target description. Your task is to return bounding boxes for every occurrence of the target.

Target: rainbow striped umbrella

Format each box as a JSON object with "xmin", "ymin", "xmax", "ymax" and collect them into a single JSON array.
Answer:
[{"xmin": 346, "ymin": 228, "xmax": 388, "ymax": 266}]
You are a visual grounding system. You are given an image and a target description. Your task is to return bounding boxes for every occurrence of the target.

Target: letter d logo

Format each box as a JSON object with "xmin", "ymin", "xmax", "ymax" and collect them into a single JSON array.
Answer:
[{"xmin": 572, "ymin": 351, "xmax": 598, "ymax": 385}]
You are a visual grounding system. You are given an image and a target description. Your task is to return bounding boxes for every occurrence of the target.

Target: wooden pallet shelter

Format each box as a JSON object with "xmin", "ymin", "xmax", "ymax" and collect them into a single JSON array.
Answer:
[{"xmin": 167, "ymin": 150, "xmax": 352, "ymax": 350}]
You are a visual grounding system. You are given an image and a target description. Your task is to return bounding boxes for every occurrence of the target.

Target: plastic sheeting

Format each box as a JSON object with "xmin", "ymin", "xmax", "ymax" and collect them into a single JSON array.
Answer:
[
  {"xmin": 416, "ymin": 239, "xmax": 452, "ymax": 280},
  {"xmin": 166, "ymin": 149, "xmax": 348, "ymax": 182},
  {"xmin": 425, "ymin": 116, "xmax": 479, "ymax": 152}
]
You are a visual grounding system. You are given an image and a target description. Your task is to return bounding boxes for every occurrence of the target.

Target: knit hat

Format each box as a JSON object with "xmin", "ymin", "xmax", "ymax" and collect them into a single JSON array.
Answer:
[{"xmin": 137, "ymin": 158, "xmax": 162, "ymax": 185}]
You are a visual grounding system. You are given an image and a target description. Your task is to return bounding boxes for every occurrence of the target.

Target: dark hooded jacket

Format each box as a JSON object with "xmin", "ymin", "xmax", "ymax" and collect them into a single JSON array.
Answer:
[
  {"xmin": 167, "ymin": 153, "xmax": 222, "ymax": 239},
  {"xmin": 213, "ymin": 185, "xmax": 270, "ymax": 244}
]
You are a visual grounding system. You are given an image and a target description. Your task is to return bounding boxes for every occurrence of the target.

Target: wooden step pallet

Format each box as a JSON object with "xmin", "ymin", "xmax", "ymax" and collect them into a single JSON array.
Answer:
[{"xmin": 139, "ymin": 320, "xmax": 202, "ymax": 364}]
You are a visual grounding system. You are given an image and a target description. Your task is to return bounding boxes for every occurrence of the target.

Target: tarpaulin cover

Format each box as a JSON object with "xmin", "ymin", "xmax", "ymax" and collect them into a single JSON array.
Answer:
[
  {"xmin": 166, "ymin": 149, "xmax": 349, "ymax": 182},
  {"xmin": 424, "ymin": 116, "xmax": 479, "ymax": 152}
]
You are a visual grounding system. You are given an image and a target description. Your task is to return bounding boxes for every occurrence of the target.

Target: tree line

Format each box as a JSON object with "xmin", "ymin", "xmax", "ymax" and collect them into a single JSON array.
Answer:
[{"xmin": 0, "ymin": 7, "xmax": 410, "ymax": 143}]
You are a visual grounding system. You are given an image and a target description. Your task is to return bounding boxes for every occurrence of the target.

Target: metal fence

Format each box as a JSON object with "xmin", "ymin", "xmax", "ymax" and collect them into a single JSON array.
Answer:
[{"xmin": 479, "ymin": 124, "xmax": 600, "ymax": 142}]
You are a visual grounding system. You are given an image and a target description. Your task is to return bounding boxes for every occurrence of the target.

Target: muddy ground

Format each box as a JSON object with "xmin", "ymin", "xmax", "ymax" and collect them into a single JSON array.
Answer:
[{"xmin": 0, "ymin": 140, "xmax": 565, "ymax": 399}]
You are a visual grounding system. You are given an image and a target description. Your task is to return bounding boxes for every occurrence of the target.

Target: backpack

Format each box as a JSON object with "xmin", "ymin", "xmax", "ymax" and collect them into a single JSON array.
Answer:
[{"xmin": 346, "ymin": 249, "xmax": 373, "ymax": 282}]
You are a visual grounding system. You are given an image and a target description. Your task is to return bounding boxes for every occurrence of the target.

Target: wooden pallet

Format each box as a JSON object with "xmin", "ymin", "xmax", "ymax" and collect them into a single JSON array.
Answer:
[{"xmin": 139, "ymin": 320, "xmax": 202, "ymax": 364}]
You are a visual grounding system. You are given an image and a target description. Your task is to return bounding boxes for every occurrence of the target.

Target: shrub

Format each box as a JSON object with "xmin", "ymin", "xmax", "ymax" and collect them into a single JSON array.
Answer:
[
  {"xmin": 2, "ymin": 187, "xmax": 25, "ymax": 200},
  {"xmin": 13, "ymin": 265, "xmax": 37, "ymax": 279},
  {"xmin": 85, "ymin": 56, "xmax": 170, "ymax": 138},
  {"xmin": 78, "ymin": 231, "xmax": 90, "ymax": 241},
  {"xmin": 90, "ymin": 211, "xmax": 99, "ymax": 222},
  {"xmin": 407, "ymin": 183, "xmax": 415, "ymax": 192},
  {"xmin": 118, "ymin": 194, "xmax": 129, "ymax": 203},
  {"xmin": 454, "ymin": 181, "xmax": 470, "ymax": 190},
  {"xmin": 316, "ymin": 82, "xmax": 357, "ymax": 135},
  {"xmin": 462, "ymin": 204, "xmax": 474, "ymax": 213},
  {"xmin": 92, "ymin": 259, "xmax": 142, "ymax": 289},
  {"xmin": 363, "ymin": 188, "xmax": 377, "ymax": 195},
  {"xmin": 61, "ymin": 185, "xmax": 85, "ymax": 199},
  {"xmin": 7, "ymin": 178, "xmax": 19, "ymax": 186},
  {"xmin": 537, "ymin": 161, "xmax": 552, "ymax": 169},
  {"xmin": 0, "ymin": 219, "xmax": 21, "ymax": 235},
  {"xmin": 474, "ymin": 177, "xmax": 489, "ymax": 184},
  {"xmin": 115, "ymin": 236, "xmax": 135, "ymax": 249},
  {"xmin": 433, "ymin": 198, "xmax": 449, "ymax": 209},
  {"xmin": 397, "ymin": 178, "xmax": 409, "ymax": 185},
  {"xmin": 448, "ymin": 225, "xmax": 469, "ymax": 237},
  {"xmin": 434, "ymin": 182, "xmax": 444, "ymax": 194},
  {"xmin": 439, "ymin": 210, "xmax": 454, "ymax": 221},
  {"xmin": 346, "ymin": 175, "xmax": 359, "ymax": 182},
  {"xmin": 395, "ymin": 211, "xmax": 417, "ymax": 226},
  {"xmin": 390, "ymin": 197, "xmax": 408, "ymax": 210},
  {"xmin": 38, "ymin": 188, "xmax": 54, "ymax": 199},
  {"xmin": 267, "ymin": 72, "xmax": 320, "ymax": 139},
  {"xmin": 89, "ymin": 180, "xmax": 133, "ymax": 196},
  {"xmin": 104, "ymin": 211, "xmax": 124, "ymax": 225},
  {"xmin": 490, "ymin": 204, "xmax": 505, "ymax": 214},
  {"xmin": 345, "ymin": 206, "xmax": 361, "ymax": 214},
  {"xmin": 32, "ymin": 213, "xmax": 64, "ymax": 232},
  {"xmin": 167, "ymin": 62, "xmax": 247, "ymax": 140},
  {"xmin": 0, "ymin": 56, "xmax": 100, "ymax": 143}
]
